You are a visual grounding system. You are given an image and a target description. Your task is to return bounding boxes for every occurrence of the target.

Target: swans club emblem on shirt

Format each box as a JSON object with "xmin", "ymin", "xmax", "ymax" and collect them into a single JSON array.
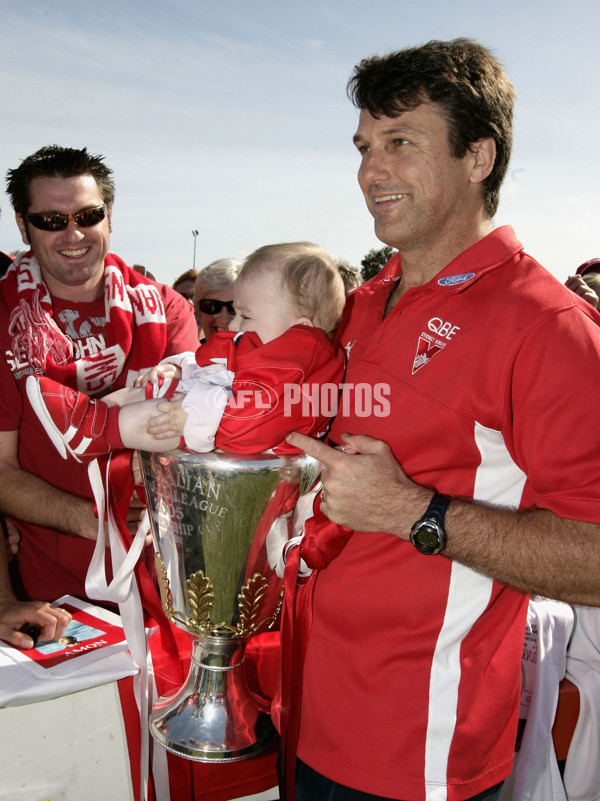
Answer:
[
  {"xmin": 412, "ymin": 317, "xmax": 460, "ymax": 374},
  {"xmin": 412, "ymin": 332, "xmax": 446, "ymax": 374}
]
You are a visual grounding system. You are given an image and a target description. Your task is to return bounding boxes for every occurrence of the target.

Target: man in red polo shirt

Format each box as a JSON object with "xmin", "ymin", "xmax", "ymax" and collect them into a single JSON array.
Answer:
[{"xmin": 286, "ymin": 39, "xmax": 600, "ymax": 801}]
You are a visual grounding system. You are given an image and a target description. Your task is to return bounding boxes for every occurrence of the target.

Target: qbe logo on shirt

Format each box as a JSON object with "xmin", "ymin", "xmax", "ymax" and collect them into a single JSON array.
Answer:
[{"xmin": 412, "ymin": 317, "xmax": 460, "ymax": 374}]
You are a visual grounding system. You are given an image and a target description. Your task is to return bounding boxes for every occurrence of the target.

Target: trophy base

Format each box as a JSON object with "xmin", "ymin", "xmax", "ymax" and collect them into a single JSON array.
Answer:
[{"xmin": 149, "ymin": 635, "xmax": 275, "ymax": 762}]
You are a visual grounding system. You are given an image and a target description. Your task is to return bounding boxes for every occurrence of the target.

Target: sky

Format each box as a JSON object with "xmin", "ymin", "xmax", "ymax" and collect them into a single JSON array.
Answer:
[{"xmin": 1, "ymin": 0, "xmax": 599, "ymax": 287}]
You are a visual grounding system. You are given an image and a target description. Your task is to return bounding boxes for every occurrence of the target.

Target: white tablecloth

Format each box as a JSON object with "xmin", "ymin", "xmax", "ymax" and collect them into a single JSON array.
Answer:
[{"xmin": 0, "ymin": 681, "xmax": 134, "ymax": 801}]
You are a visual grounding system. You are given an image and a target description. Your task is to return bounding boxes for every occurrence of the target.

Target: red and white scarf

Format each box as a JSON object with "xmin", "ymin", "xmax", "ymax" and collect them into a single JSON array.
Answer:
[{"xmin": 3, "ymin": 250, "xmax": 169, "ymax": 394}]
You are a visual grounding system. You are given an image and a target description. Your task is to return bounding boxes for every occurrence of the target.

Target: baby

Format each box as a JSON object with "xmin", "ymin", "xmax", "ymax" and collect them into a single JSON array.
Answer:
[{"xmin": 27, "ymin": 242, "xmax": 346, "ymax": 461}]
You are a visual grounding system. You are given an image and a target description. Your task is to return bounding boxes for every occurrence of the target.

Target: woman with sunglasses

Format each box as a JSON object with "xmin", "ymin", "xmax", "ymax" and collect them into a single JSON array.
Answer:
[{"xmin": 193, "ymin": 258, "xmax": 242, "ymax": 340}]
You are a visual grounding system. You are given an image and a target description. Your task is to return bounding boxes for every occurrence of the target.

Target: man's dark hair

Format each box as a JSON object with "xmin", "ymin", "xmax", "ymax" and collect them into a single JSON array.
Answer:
[
  {"xmin": 347, "ymin": 38, "xmax": 515, "ymax": 218},
  {"xmin": 6, "ymin": 145, "xmax": 115, "ymax": 215}
]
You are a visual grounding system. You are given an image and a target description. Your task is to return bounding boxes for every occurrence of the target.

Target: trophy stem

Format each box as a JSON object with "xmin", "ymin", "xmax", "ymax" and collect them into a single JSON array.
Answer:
[{"xmin": 149, "ymin": 635, "xmax": 275, "ymax": 762}]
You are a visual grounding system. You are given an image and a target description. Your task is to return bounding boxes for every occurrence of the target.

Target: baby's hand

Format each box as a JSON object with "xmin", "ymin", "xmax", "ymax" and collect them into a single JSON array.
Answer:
[
  {"xmin": 133, "ymin": 363, "xmax": 182, "ymax": 387},
  {"xmin": 146, "ymin": 396, "xmax": 187, "ymax": 439}
]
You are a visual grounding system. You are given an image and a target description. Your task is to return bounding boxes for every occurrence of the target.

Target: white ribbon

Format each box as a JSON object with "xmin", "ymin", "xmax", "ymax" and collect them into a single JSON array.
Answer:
[{"xmin": 86, "ymin": 457, "xmax": 165, "ymax": 801}]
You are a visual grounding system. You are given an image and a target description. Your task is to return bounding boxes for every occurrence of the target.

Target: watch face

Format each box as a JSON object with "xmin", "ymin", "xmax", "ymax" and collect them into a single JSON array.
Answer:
[
  {"xmin": 412, "ymin": 521, "xmax": 444, "ymax": 555},
  {"xmin": 416, "ymin": 523, "xmax": 439, "ymax": 548}
]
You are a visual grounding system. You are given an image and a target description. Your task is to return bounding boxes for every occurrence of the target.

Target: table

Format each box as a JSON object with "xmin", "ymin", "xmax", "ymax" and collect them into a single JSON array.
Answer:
[
  {"xmin": 0, "ymin": 682, "xmax": 134, "ymax": 801},
  {"xmin": 0, "ymin": 678, "xmax": 279, "ymax": 801}
]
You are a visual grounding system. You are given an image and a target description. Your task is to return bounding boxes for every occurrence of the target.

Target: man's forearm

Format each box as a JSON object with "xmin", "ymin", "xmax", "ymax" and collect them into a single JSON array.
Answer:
[
  {"xmin": 287, "ymin": 431, "xmax": 600, "ymax": 608},
  {"xmin": 0, "ymin": 466, "xmax": 98, "ymax": 540},
  {"xmin": 444, "ymin": 500, "xmax": 600, "ymax": 606},
  {"xmin": 377, "ymin": 478, "xmax": 600, "ymax": 606}
]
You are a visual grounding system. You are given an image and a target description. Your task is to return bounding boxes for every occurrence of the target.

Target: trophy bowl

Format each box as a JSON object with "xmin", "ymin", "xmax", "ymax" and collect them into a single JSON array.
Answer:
[{"xmin": 139, "ymin": 448, "xmax": 320, "ymax": 762}]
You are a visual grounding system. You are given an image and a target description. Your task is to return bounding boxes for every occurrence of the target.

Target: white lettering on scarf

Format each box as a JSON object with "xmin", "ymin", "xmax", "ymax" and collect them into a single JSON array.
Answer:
[
  {"xmin": 16, "ymin": 266, "xmax": 37, "ymax": 292},
  {"xmin": 127, "ymin": 285, "xmax": 165, "ymax": 323},
  {"xmin": 75, "ymin": 344, "xmax": 127, "ymax": 393}
]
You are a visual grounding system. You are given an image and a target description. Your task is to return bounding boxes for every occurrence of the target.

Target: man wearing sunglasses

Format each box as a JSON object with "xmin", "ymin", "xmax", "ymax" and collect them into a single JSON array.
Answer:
[
  {"xmin": 0, "ymin": 144, "xmax": 198, "ymax": 612},
  {"xmin": 0, "ymin": 145, "xmax": 282, "ymax": 801}
]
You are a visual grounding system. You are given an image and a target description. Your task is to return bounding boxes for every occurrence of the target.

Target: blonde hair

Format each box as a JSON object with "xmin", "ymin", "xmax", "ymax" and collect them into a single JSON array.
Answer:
[
  {"xmin": 194, "ymin": 258, "xmax": 242, "ymax": 299},
  {"xmin": 240, "ymin": 242, "xmax": 346, "ymax": 337}
]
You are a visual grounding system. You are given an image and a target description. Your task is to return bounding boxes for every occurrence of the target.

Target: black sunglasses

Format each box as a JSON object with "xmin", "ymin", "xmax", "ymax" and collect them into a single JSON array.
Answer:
[
  {"xmin": 198, "ymin": 298, "xmax": 235, "ymax": 315},
  {"xmin": 25, "ymin": 204, "xmax": 108, "ymax": 232}
]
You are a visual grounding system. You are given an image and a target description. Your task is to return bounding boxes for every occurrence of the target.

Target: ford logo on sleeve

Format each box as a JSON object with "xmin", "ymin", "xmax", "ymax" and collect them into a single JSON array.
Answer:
[{"xmin": 438, "ymin": 272, "xmax": 476, "ymax": 286}]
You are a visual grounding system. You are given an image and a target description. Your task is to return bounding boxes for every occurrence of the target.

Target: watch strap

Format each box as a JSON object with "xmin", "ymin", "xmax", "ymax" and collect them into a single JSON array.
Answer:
[{"xmin": 425, "ymin": 493, "xmax": 450, "ymax": 527}]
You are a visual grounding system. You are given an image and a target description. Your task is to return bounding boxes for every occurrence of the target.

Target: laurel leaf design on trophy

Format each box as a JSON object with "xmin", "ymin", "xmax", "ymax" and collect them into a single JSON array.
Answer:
[
  {"xmin": 236, "ymin": 573, "xmax": 271, "ymax": 637},
  {"xmin": 155, "ymin": 553, "xmax": 175, "ymax": 619},
  {"xmin": 184, "ymin": 570, "xmax": 215, "ymax": 634}
]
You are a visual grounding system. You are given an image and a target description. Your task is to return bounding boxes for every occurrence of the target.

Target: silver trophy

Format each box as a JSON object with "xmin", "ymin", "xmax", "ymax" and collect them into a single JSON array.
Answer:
[{"xmin": 139, "ymin": 448, "xmax": 319, "ymax": 762}]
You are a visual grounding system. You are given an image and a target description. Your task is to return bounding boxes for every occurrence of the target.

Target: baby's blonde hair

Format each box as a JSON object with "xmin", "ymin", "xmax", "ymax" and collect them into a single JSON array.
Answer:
[{"xmin": 240, "ymin": 242, "xmax": 346, "ymax": 337}]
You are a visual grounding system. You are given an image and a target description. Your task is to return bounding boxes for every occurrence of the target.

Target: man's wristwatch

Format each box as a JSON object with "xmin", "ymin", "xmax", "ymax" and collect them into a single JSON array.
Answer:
[{"xmin": 410, "ymin": 493, "xmax": 450, "ymax": 555}]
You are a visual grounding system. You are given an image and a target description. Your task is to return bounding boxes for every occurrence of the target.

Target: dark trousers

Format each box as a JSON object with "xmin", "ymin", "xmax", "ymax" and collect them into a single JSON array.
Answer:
[{"xmin": 293, "ymin": 757, "xmax": 504, "ymax": 801}]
